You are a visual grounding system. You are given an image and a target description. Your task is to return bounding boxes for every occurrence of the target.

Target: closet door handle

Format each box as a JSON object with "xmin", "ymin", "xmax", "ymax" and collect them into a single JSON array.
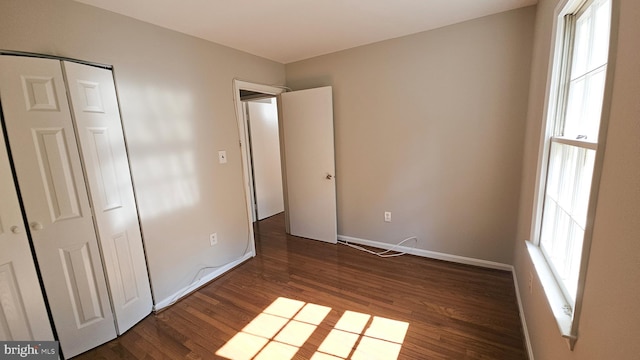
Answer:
[
  {"xmin": 10, "ymin": 225, "xmax": 22, "ymax": 234},
  {"xmin": 30, "ymin": 222, "xmax": 43, "ymax": 231}
]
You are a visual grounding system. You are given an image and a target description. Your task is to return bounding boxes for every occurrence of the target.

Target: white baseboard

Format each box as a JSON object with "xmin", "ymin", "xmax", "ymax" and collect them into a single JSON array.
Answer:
[
  {"xmin": 337, "ymin": 235, "xmax": 512, "ymax": 271},
  {"xmin": 153, "ymin": 235, "xmax": 534, "ymax": 358},
  {"xmin": 153, "ymin": 251, "xmax": 254, "ymax": 312},
  {"xmin": 337, "ymin": 234, "xmax": 533, "ymax": 358},
  {"xmin": 511, "ymin": 267, "xmax": 535, "ymax": 360}
]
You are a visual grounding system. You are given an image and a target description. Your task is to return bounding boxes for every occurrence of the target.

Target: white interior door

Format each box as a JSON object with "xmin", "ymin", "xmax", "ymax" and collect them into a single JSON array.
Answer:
[
  {"xmin": 0, "ymin": 124, "xmax": 54, "ymax": 342},
  {"xmin": 280, "ymin": 86, "xmax": 337, "ymax": 243},
  {"xmin": 0, "ymin": 56, "xmax": 117, "ymax": 358},
  {"xmin": 63, "ymin": 61, "xmax": 153, "ymax": 335}
]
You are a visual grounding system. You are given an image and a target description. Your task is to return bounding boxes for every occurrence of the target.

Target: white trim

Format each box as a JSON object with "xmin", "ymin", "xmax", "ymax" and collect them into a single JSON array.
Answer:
[
  {"xmin": 526, "ymin": 242, "xmax": 573, "ymax": 337},
  {"xmin": 337, "ymin": 234, "xmax": 533, "ymax": 356},
  {"xmin": 511, "ymin": 266, "xmax": 536, "ymax": 360},
  {"xmin": 528, "ymin": 0, "xmax": 617, "ymax": 349},
  {"xmin": 530, "ymin": 2, "xmax": 567, "ymax": 244},
  {"xmin": 154, "ymin": 235, "xmax": 535, "ymax": 357},
  {"xmin": 232, "ymin": 79, "xmax": 285, "ymax": 259},
  {"xmin": 569, "ymin": 0, "xmax": 619, "ymax": 349},
  {"xmin": 233, "ymin": 79, "xmax": 286, "ymax": 97},
  {"xmin": 337, "ymin": 235, "xmax": 512, "ymax": 271},
  {"xmin": 552, "ymin": 136, "xmax": 598, "ymax": 150},
  {"xmin": 153, "ymin": 251, "xmax": 254, "ymax": 311}
]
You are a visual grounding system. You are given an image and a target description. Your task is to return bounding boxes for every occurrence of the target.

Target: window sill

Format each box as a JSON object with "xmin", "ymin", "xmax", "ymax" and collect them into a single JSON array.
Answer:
[{"xmin": 526, "ymin": 241, "xmax": 577, "ymax": 349}]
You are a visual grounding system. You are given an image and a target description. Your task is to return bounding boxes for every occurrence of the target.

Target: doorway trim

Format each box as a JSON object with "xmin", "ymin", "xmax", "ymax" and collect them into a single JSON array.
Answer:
[{"xmin": 233, "ymin": 80, "xmax": 286, "ymax": 252}]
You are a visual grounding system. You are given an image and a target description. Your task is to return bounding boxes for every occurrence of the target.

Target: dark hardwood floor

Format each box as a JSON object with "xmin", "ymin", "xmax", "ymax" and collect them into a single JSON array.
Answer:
[{"xmin": 76, "ymin": 213, "xmax": 527, "ymax": 359}]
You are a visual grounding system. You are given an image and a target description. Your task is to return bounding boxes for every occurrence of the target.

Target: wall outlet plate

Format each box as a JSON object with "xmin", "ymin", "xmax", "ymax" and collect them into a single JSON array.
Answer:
[
  {"xmin": 384, "ymin": 211, "xmax": 391, "ymax": 222},
  {"xmin": 210, "ymin": 233, "xmax": 218, "ymax": 246},
  {"xmin": 218, "ymin": 150, "xmax": 227, "ymax": 164}
]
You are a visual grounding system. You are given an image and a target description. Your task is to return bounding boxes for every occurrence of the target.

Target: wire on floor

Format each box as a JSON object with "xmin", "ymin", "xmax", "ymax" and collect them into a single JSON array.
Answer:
[
  {"xmin": 338, "ymin": 236, "xmax": 418, "ymax": 258},
  {"xmin": 161, "ymin": 235, "xmax": 252, "ymax": 310}
]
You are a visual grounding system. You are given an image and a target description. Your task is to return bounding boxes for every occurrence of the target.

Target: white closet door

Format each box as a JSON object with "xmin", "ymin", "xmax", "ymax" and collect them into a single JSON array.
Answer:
[
  {"xmin": 0, "ymin": 124, "xmax": 53, "ymax": 342},
  {"xmin": 0, "ymin": 56, "xmax": 116, "ymax": 358},
  {"xmin": 63, "ymin": 61, "xmax": 152, "ymax": 334}
]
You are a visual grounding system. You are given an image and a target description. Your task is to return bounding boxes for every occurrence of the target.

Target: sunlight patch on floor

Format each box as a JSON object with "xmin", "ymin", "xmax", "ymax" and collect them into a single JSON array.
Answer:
[
  {"xmin": 316, "ymin": 311, "xmax": 408, "ymax": 360},
  {"xmin": 216, "ymin": 297, "xmax": 409, "ymax": 360}
]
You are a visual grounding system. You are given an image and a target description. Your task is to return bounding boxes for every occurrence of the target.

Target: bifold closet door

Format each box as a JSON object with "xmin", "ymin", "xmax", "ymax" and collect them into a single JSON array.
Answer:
[
  {"xmin": 63, "ymin": 61, "xmax": 153, "ymax": 334},
  {"xmin": 0, "ymin": 56, "xmax": 117, "ymax": 357},
  {"xmin": 0, "ymin": 123, "xmax": 54, "ymax": 342}
]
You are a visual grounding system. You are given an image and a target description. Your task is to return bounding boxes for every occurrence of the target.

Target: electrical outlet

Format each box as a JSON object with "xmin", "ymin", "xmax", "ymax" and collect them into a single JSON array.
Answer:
[
  {"xmin": 528, "ymin": 271, "xmax": 533, "ymax": 294},
  {"xmin": 384, "ymin": 211, "xmax": 392, "ymax": 222},
  {"xmin": 210, "ymin": 233, "xmax": 218, "ymax": 246}
]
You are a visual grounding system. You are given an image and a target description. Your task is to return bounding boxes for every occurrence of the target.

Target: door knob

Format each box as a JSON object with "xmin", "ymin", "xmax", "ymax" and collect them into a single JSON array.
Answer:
[
  {"xmin": 10, "ymin": 225, "xmax": 21, "ymax": 234},
  {"xmin": 326, "ymin": 174, "xmax": 333, "ymax": 180},
  {"xmin": 30, "ymin": 222, "xmax": 43, "ymax": 231}
]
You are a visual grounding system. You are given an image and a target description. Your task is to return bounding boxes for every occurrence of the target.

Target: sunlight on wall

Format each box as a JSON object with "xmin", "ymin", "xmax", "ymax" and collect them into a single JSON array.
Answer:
[
  {"xmin": 125, "ymin": 86, "xmax": 200, "ymax": 219},
  {"xmin": 216, "ymin": 297, "xmax": 409, "ymax": 360}
]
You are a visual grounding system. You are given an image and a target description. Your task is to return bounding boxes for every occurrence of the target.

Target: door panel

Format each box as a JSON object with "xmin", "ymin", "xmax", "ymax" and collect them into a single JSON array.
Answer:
[
  {"xmin": 0, "ymin": 125, "xmax": 53, "ymax": 342},
  {"xmin": 63, "ymin": 61, "xmax": 153, "ymax": 334},
  {"xmin": 280, "ymin": 87, "xmax": 337, "ymax": 243},
  {"xmin": 60, "ymin": 242, "xmax": 106, "ymax": 326},
  {"xmin": 0, "ymin": 56, "xmax": 116, "ymax": 358},
  {"xmin": 32, "ymin": 128, "xmax": 83, "ymax": 222},
  {"xmin": 0, "ymin": 263, "xmax": 32, "ymax": 340}
]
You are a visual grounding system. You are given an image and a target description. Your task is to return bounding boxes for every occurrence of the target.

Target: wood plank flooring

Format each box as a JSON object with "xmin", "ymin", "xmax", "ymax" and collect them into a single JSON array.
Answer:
[{"xmin": 76, "ymin": 213, "xmax": 527, "ymax": 359}]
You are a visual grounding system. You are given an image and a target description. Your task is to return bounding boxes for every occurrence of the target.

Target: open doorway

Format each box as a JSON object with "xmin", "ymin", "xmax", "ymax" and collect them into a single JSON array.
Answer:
[
  {"xmin": 241, "ymin": 93, "xmax": 284, "ymax": 222},
  {"xmin": 233, "ymin": 80, "xmax": 288, "ymax": 251},
  {"xmin": 234, "ymin": 80, "xmax": 337, "ymax": 250}
]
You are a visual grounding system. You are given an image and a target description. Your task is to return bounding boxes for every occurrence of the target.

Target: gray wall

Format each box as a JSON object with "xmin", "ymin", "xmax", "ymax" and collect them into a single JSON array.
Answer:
[
  {"xmin": 0, "ymin": 0, "xmax": 285, "ymax": 303},
  {"xmin": 286, "ymin": 7, "xmax": 535, "ymax": 264},
  {"xmin": 6, "ymin": 2, "xmax": 637, "ymax": 356},
  {"xmin": 514, "ymin": 0, "xmax": 640, "ymax": 358}
]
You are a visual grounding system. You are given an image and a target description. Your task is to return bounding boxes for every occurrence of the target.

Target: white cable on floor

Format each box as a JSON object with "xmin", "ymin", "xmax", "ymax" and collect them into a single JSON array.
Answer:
[
  {"xmin": 338, "ymin": 236, "xmax": 418, "ymax": 258},
  {"xmin": 162, "ymin": 235, "xmax": 252, "ymax": 310}
]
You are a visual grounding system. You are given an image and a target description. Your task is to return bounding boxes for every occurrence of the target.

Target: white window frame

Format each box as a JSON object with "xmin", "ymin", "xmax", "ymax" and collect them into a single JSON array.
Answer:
[{"xmin": 527, "ymin": 0, "xmax": 618, "ymax": 350}]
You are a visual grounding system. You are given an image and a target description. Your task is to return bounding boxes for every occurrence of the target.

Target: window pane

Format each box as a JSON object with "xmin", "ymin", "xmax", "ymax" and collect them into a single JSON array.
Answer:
[
  {"xmin": 540, "ymin": 142, "xmax": 595, "ymax": 302},
  {"xmin": 563, "ymin": 77, "xmax": 585, "ymax": 137},
  {"xmin": 564, "ymin": 67, "xmax": 606, "ymax": 140},
  {"xmin": 575, "ymin": 148, "xmax": 595, "ymax": 223},
  {"xmin": 590, "ymin": 0, "xmax": 611, "ymax": 69},
  {"xmin": 564, "ymin": 0, "xmax": 610, "ymax": 141},
  {"xmin": 571, "ymin": 10, "xmax": 590, "ymax": 77},
  {"xmin": 583, "ymin": 67, "xmax": 606, "ymax": 139}
]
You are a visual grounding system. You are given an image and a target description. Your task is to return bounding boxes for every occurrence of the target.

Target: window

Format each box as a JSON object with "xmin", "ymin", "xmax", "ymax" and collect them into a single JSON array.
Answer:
[{"xmin": 530, "ymin": 0, "xmax": 613, "ymax": 348}]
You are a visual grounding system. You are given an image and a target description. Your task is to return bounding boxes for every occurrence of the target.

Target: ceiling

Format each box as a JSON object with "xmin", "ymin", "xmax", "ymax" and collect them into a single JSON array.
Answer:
[{"xmin": 74, "ymin": 0, "xmax": 537, "ymax": 64}]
